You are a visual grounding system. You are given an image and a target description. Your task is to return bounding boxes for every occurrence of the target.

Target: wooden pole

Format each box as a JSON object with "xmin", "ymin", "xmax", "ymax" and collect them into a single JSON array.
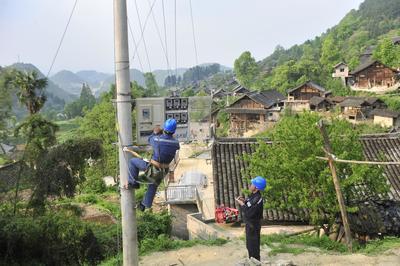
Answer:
[
  {"xmin": 316, "ymin": 156, "xmax": 400, "ymax": 165},
  {"xmin": 317, "ymin": 120, "xmax": 352, "ymax": 251}
]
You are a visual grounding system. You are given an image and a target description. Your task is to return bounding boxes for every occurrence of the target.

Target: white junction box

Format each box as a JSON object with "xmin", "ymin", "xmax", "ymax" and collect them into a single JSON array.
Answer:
[{"xmin": 136, "ymin": 96, "xmax": 211, "ymax": 145}]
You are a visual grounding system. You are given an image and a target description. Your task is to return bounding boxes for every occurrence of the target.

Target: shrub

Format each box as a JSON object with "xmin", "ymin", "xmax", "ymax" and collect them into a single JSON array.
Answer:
[{"xmin": 0, "ymin": 212, "xmax": 103, "ymax": 265}]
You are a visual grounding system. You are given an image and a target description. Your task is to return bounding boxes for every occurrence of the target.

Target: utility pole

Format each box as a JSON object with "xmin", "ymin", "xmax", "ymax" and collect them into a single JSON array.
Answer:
[
  {"xmin": 317, "ymin": 120, "xmax": 352, "ymax": 251},
  {"xmin": 113, "ymin": 0, "xmax": 138, "ymax": 265}
]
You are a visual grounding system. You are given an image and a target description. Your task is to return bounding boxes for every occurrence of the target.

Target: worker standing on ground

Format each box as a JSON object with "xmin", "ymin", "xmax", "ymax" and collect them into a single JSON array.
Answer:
[
  {"xmin": 235, "ymin": 176, "xmax": 266, "ymax": 261},
  {"xmin": 123, "ymin": 118, "xmax": 180, "ymax": 211}
]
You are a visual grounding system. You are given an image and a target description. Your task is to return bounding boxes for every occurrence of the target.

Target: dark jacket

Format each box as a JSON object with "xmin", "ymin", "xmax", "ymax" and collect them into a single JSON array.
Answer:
[
  {"xmin": 148, "ymin": 133, "xmax": 180, "ymax": 164},
  {"xmin": 240, "ymin": 191, "xmax": 263, "ymax": 224}
]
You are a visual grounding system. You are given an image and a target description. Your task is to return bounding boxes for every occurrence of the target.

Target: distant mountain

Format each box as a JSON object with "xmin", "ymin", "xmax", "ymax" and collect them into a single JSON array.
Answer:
[
  {"xmin": 4, "ymin": 63, "xmax": 75, "ymax": 119},
  {"xmin": 152, "ymin": 68, "xmax": 187, "ymax": 87},
  {"xmin": 51, "ymin": 70, "xmax": 86, "ymax": 96},
  {"xmin": 95, "ymin": 68, "xmax": 146, "ymax": 97},
  {"xmin": 8, "ymin": 63, "xmax": 75, "ymax": 103},
  {"xmin": 75, "ymin": 70, "xmax": 111, "ymax": 88}
]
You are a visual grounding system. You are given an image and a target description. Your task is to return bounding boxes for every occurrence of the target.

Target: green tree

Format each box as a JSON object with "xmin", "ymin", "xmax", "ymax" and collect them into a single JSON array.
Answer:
[
  {"xmin": 30, "ymin": 138, "xmax": 102, "ymax": 211},
  {"xmin": 144, "ymin": 72, "xmax": 159, "ymax": 96},
  {"xmin": 14, "ymin": 114, "xmax": 59, "ymax": 166},
  {"xmin": 64, "ymin": 83, "xmax": 96, "ymax": 119},
  {"xmin": 0, "ymin": 68, "xmax": 14, "ymax": 138},
  {"xmin": 181, "ymin": 87, "xmax": 195, "ymax": 97},
  {"xmin": 79, "ymin": 83, "xmax": 96, "ymax": 111},
  {"xmin": 234, "ymin": 51, "xmax": 259, "ymax": 88},
  {"xmin": 79, "ymin": 88, "xmax": 136, "ymax": 179},
  {"xmin": 373, "ymin": 38, "xmax": 400, "ymax": 68},
  {"xmin": 320, "ymin": 35, "xmax": 341, "ymax": 71},
  {"xmin": 245, "ymin": 112, "xmax": 388, "ymax": 226},
  {"xmin": 13, "ymin": 70, "xmax": 47, "ymax": 115}
]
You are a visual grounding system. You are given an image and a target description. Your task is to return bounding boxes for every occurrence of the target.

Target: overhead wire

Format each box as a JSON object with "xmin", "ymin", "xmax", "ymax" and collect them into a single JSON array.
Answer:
[
  {"xmin": 133, "ymin": 0, "xmax": 152, "ymax": 72},
  {"xmin": 174, "ymin": 0, "xmax": 178, "ymax": 79},
  {"xmin": 46, "ymin": 0, "xmax": 78, "ymax": 77},
  {"xmin": 161, "ymin": 0, "xmax": 171, "ymax": 77},
  {"xmin": 130, "ymin": 0, "xmax": 157, "ymax": 66},
  {"xmin": 146, "ymin": 0, "xmax": 171, "ymax": 75},
  {"xmin": 127, "ymin": 18, "xmax": 145, "ymax": 74},
  {"xmin": 188, "ymin": 0, "xmax": 200, "ymax": 82}
]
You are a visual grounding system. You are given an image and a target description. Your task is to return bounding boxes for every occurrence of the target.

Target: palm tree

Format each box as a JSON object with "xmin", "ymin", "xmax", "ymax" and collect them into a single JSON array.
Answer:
[{"xmin": 13, "ymin": 70, "xmax": 48, "ymax": 115}]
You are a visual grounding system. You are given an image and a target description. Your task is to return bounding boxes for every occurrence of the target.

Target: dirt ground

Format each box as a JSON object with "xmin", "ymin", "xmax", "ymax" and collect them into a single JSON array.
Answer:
[{"xmin": 139, "ymin": 239, "xmax": 400, "ymax": 266}]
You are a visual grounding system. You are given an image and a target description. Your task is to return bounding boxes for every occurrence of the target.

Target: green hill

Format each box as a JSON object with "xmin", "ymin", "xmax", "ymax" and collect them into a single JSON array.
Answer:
[{"xmin": 248, "ymin": 0, "xmax": 400, "ymax": 94}]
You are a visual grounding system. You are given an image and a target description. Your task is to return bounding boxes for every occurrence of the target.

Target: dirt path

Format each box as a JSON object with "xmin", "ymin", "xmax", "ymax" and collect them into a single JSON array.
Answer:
[{"xmin": 139, "ymin": 240, "xmax": 400, "ymax": 266}]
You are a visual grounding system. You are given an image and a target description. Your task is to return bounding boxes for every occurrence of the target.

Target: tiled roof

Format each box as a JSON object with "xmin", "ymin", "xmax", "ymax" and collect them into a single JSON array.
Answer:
[
  {"xmin": 212, "ymin": 138, "xmax": 309, "ymax": 223},
  {"xmin": 370, "ymin": 109, "xmax": 400, "ymax": 118},
  {"xmin": 228, "ymin": 89, "xmax": 285, "ymax": 110},
  {"xmin": 339, "ymin": 98, "xmax": 369, "ymax": 107},
  {"xmin": 310, "ymin": 96, "xmax": 331, "ymax": 106},
  {"xmin": 287, "ymin": 81, "xmax": 327, "ymax": 94},
  {"xmin": 212, "ymin": 134, "xmax": 400, "ymax": 223},
  {"xmin": 350, "ymin": 60, "xmax": 397, "ymax": 75},
  {"xmin": 360, "ymin": 133, "xmax": 400, "ymax": 201}
]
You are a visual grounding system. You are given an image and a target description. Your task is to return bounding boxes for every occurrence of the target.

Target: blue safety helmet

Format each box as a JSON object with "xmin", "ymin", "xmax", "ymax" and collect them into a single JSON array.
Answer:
[
  {"xmin": 251, "ymin": 176, "xmax": 267, "ymax": 191},
  {"xmin": 164, "ymin": 118, "xmax": 177, "ymax": 134}
]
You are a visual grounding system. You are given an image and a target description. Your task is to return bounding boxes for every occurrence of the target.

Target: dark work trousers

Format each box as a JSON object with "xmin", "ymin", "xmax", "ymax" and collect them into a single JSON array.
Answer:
[{"xmin": 245, "ymin": 221, "xmax": 261, "ymax": 261}]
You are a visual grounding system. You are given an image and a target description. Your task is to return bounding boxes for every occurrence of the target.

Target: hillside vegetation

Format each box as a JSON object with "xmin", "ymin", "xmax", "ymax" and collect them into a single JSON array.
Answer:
[{"xmin": 234, "ymin": 0, "xmax": 400, "ymax": 95}]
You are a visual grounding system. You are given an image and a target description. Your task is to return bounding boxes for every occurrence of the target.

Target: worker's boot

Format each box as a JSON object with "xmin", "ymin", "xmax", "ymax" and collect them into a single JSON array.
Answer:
[{"xmin": 137, "ymin": 202, "xmax": 146, "ymax": 212}]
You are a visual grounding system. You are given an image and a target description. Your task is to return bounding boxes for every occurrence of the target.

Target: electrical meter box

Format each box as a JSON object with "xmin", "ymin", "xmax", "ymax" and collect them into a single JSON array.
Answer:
[{"xmin": 136, "ymin": 96, "xmax": 211, "ymax": 145}]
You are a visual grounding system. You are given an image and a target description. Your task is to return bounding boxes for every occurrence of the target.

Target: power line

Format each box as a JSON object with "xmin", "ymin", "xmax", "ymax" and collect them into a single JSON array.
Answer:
[
  {"xmin": 189, "ymin": 0, "xmax": 200, "ymax": 82},
  {"xmin": 174, "ymin": 0, "xmax": 178, "ymax": 79},
  {"xmin": 189, "ymin": 0, "xmax": 199, "ymax": 67},
  {"xmin": 161, "ymin": 0, "xmax": 171, "ymax": 77},
  {"xmin": 130, "ymin": 0, "xmax": 157, "ymax": 66},
  {"xmin": 133, "ymin": 0, "xmax": 152, "ymax": 72},
  {"xmin": 127, "ymin": 18, "xmax": 145, "ymax": 74},
  {"xmin": 147, "ymin": 0, "xmax": 171, "ymax": 74},
  {"xmin": 47, "ymin": 0, "xmax": 78, "ymax": 77}
]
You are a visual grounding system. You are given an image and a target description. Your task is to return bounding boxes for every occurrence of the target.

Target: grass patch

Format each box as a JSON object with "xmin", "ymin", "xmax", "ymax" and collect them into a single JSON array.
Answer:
[
  {"xmin": 56, "ymin": 118, "xmax": 80, "ymax": 142},
  {"xmin": 261, "ymin": 233, "xmax": 400, "ymax": 256},
  {"xmin": 355, "ymin": 237, "xmax": 400, "ymax": 255},
  {"xmin": 140, "ymin": 235, "xmax": 227, "ymax": 255}
]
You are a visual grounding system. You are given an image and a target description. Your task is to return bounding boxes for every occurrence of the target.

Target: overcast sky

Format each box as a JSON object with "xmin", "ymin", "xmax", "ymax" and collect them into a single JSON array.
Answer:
[{"xmin": 0, "ymin": 0, "xmax": 364, "ymax": 75}]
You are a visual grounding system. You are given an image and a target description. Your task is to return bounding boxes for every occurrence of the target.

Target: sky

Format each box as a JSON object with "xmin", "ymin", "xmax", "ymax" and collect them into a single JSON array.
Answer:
[{"xmin": 0, "ymin": 0, "xmax": 365, "ymax": 75}]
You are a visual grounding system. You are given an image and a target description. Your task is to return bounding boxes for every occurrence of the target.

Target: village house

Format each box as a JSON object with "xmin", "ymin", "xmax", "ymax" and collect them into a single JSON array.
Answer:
[
  {"xmin": 370, "ymin": 109, "xmax": 400, "ymax": 129},
  {"xmin": 333, "ymin": 96, "xmax": 387, "ymax": 122},
  {"xmin": 349, "ymin": 60, "xmax": 399, "ymax": 91},
  {"xmin": 226, "ymin": 89, "xmax": 285, "ymax": 136},
  {"xmin": 332, "ymin": 62, "xmax": 350, "ymax": 85},
  {"xmin": 285, "ymin": 81, "xmax": 331, "ymax": 112},
  {"xmin": 309, "ymin": 96, "xmax": 334, "ymax": 111},
  {"xmin": 211, "ymin": 88, "xmax": 231, "ymax": 99},
  {"xmin": 359, "ymin": 46, "xmax": 375, "ymax": 64},
  {"xmin": 339, "ymin": 98, "xmax": 371, "ymax": 121},
  {"xmin": 232, "ymin": 85, "xmax": 250, "ymax": 96}
]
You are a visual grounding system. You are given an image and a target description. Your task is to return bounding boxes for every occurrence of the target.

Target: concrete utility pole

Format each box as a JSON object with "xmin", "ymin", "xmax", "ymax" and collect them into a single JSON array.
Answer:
[
  {"xmin": 318, "ymin": 120, "xmax": 352, "ymax": 251},
  {"xmin": 113, "ymin": 0, "xmax": 139, "ymax": 265}
]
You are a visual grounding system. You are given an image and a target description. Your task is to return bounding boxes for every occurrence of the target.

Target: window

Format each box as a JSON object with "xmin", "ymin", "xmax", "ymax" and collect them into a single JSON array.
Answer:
[
  {"xmin": 248, "ymin": 114, "xmax": 260, "ymax": 121},
  {"xmin": 340, "ymin": 68, "xmax": 345, "ymax": 72},
  {"xmin": 142, "ymin": 109, "xmax": 150, "ymax": 120}
]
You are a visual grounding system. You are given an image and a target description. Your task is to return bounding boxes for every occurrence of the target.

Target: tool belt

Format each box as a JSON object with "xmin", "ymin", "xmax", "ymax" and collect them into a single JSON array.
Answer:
[
  {"xmin": 150, "ymin": 159, "xmax": 170, "ymax": 169},
  {"xmin": 137, "ymin": 159, "xmax": 170, "ymax": 185}
]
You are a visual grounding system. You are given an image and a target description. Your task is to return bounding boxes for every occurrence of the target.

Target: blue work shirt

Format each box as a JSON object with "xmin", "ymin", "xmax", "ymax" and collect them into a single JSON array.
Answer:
[{"xmin": 148, "ymin": 133, "xmax": 180, "ymax": 164}]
